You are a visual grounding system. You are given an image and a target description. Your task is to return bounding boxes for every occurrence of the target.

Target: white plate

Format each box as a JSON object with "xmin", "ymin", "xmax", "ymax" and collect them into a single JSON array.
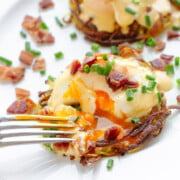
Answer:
[{"xmin": 0, "ymin": 1, "xmax": 180, "ymax": 180}]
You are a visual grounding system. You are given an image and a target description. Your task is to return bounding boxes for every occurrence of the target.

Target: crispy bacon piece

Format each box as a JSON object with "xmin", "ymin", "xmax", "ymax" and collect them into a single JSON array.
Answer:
[
  {"xmin": 167, "ymin": 30, "xmax": 180, "ymax": 40},
  {"xmin": 155, "ymin": 39, "xmax": 166, "ymax": 52},
  {"xmin": 32, "ymin": 58, "xmax": 46, "ymax": 70},
  {"xmin": 150, "ymin": 58, "xmax": 166, "ymax": 71},
  {"xmin": 71, "ymin": 60, "xmax": 81, "ymax": 75},
  {"xmin": 160, "ymin": 54, "xmax": 174, "ymax": 63},
  {"xmin": 169, "ymin": 0, "xmax": 180, "ymax": 9},
  {"xmin": 39, "ymin": 0, "xmax": 54, "ymax": 9},
  {"xmin": 15, "ymin": 88, "xmax": 30, "ymax": 100},
  {"xmin": 0, "ymin": 65, "xmax": 25, "ymax": 83},
  {"xmin": 7, "ymin": 98, "xmax": 36, "ymax": 114},
  {"xmin": 104, "ymin": 126, "xmax": 120, "ymax": 141},
  {"xmin": 83, "ymin": 56, "xmax": 96, "ymax": 66},
  {"xmin": 19, "ymin": 50, "xmax": 35, "ymax": 66},
  {"xmin": 22, "ymin": 15, "xmax": 55, "ymax": 44}
]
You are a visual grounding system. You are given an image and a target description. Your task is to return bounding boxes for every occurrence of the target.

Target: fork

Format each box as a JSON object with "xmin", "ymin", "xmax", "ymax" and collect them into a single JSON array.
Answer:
[{"xmin": 0, "ymin": 114, "xmax": 77, "ymax": 147}]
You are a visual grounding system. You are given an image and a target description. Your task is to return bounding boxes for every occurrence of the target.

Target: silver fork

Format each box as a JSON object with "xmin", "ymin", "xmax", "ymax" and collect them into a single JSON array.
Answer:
[{"xmin": 0, "ymin": 114, "xmax": 77, "ymax": 147}]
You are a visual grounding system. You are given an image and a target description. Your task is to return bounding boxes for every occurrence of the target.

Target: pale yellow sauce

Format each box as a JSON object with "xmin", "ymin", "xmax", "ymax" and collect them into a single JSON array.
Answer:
[{"xmin": 79, "ymin": 0, "xmax": 180, "ymax": 33}]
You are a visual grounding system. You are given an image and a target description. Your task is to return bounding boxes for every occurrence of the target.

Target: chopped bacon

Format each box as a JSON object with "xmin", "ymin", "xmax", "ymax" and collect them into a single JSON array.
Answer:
[
  {"xmin": 32, "ymin": 58, "xmax": 46, "ymax": 70},
  {"xmin": 71, "ymin": 60, "xmax": 81, "ymax": 75},
  {"xmin": 7, "ymin": 98, "xmax": 36, "ymax": 114},
  {"xmin": 167, "ymin": 30, "xmax": 180, "ymax": 40},
  {"xmin": 160, "ymin": 54, "xmax": 174, "ymax": 63},
  {"xmin": 39, "ymin": 0, "xmax": 54, "ymax": 9},
  {"xmin": 19, "ymin": 50, "xmax": 35, "ymax": 66},
  {"xmin": 83, "ymin": 56, "xmax": 96, "ymax": 66},
  {"xmin": 104, "ymin": 126, "xmax": 120, "ymax": 141},
  {"xmin": 169, "ymin": 0, "xmax": 180, "ymax": 10},
  {"xmin": 22, "ymin": 15, "xmax": 55, "ymax": 44},
  {"xmin": 155, "ymin": 39, "xmax": 166, "ymax": 52},
  {"xmin": 124, "ymin": 80, "xmax": 139, "ymax": 89},
  {"xmin": 0, "ymin": 65, "xmax": 25, "ymax": 83},
  {"xmin": 15, "ymin": 88, "xmax": 30, "ymax": 100},
  {"xmin": 177, "ymin": 95, "xmax": 180, "ymax": 103},
  {"xmin": 150, "ymin": 58, "xmax": 166, "ymax": 71}
]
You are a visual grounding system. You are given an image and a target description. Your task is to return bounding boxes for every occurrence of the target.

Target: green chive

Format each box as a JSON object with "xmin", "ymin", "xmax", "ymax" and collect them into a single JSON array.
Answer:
[
  {"xmin": 73, "ymin": 116, "xmax": 79, "ymax": 122},
  {"xmin": 40, "ymin": 69, "xmax": 46, "ymax": 75},
  {"xmin": 97, "ymin": 66, "xmax": 105, "ymax": 75},
  {"xmin": 48, "ymin": 75, "xmax": 56, "ymax": 82},
  {"xmin": 126, "ymin": 89, "xmax": 134, "ymax": 101},
  {"xmin": 136, "ymin": 41, "xmax": 144, "ymax": 49},
  {"xmin": 107, "ymin": 159, "xmax": 114, "ymax": 170},
  {"xmin": 132, "ymin": 0, "xmax": 140, "ymax": 4},
  {"xmin": 125, "ymin": 7, "xmax": 136, "ymax": 15},
  {"xmin": 145, "ymin": 15, "xmax": 151, "ymax": 27},
  {"xmin": 54, "ymin": 51, "xmax": 64, "ymax": 59},
  {"xmin": 176, "ymin": 78, "xmax": 180, "ymax": 86},
  {"xmin": 131, "ymin": 118, "xmax": 140, "ymax": 124},
  {"xmin": 83, "ymin": 64, "xmax": 90, "ymax": 73},
  {"xmin": 110, "ymin": 46, "xmax": 118, "ymax": 55},
  {"xmin": 104, "ymin": 62, "xmax": 112, "ymax": 75},
  {"xmin": 39, "ymin": 22, "xmax": 49, "ymax": 30},
  {"xmin": 70, "ymin": 32, "xmax": 77, "ymax": 40},
  {"xmin": 103, "ymin": 54, "xmax": 108, "ymax": 61},
  {"xmin": 145, "ymin": 74, "xmax": 155, "ymax": 80},
  {"xmin": 157, "ymin": 92, "xmax": 163, "ymax": 103},
  {"xmin": 0, "ymin": 56, "xmax": 13, "ymax": 66},
  {"xmin": 165, "ymin": 65, "xmax": 175, "ymax": 75},
  {"xmin": 173, "ymin": 0, "xmax": 180, "ymax": 5},
  {"xmin": 172, "ymin": 25, "xmax": 180, "ymax": 31},
  {"xmin": 146, "ymin": 38, "xmax": 156, "ymax": 47},
  {"xmin": 55, "ymin": 16, "xmax": 64, "ymax": 28},
  {"xmin": 20, "ymin": 31, "xmax": 27, "ymax": 38},
  {"xmin": 175, "ymin": 57, "xmax": 180, "ymax": 66},
  {"xmin": 91, "ymin": 43, "xmax": 100, "ymax": 52},
  {"xmin": 25, "ymin": 42, "xmax": 41, "ymax": 56},
  {"xmin": 25, "ymin": 41, "xmax": 31, "ymax": 51},
  {"xmin": 141, "ymin": 85, "xmax": 147, "ymax": 93},
  {"xmin": 90, "ymin": 64, "xmax": 99, "ymax": 72},
  {"xmin": 147, "ymin": 80, "xmax": 157, "ymax": 91},
  {"xmin": 85, "ymin": 52, "xmax": 94, "ymax": 56}
]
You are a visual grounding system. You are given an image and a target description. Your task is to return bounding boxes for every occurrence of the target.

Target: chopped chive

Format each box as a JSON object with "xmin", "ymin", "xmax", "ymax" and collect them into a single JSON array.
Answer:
[
  {"xmin": 132, "ymin": 0, "xmax": 140, "ymax": 4},
  {"xmin": 40, "ymin": 69, "xmax": 46, "ymax": 75},
  {"xmin": 104, "ymin": 62, "xmax": 112, "ymax": 75},
  {"xmin": 146, "ymin": 38, "xmax": 156, "ymax": 47},
  {"xmin": 172, "ymin": 25, "xmax": 180, "ymax": 31},
  {"xmin": 73, "ymin": 116, "xmax": 79, "ymax": 122},
  {"xmin": 55, "ymin": 16, "xmax": 64, "ymax": 28},
  {"xmin": 91, "ymin": 43, "xmax": 100, "ymax": 52},
  {"xmin": 147, "ymin": 80, "xmax": 157, "ymax": 91},
  {"xmin": 39, "ymin": 22, "xmax": 49, "ymax": 30},
  {"xmin": 165, "ymin": 65, "xmax": 174, "ymax": 75},
  {"xmin": 83, "ymin": 64, "xmax": 90, "ymax": 73},
  {"xmin": 70, "ymin": 32, "xmax": 77, "ymax": 40},
  {"xmin": 126, "ymin": 89, "xmax": 134, "ymax": 101},
  {"xmin": 157, "ymin": 92, "xmax": 163, "ymax": 103},
  {"xmin": 25, "ymin": 41, "xmax": 31, "ymax": 51},
  {"xmin": 141, "ymin": 85, "xmax": 147, "ymax": 93},
  {"xmin": 0, "ymin": 56, "xmax": 13, "ymax": 66},
  {"xmin": 54, "ymin": 51, "xmax": 64, "ymax": 59},
  {"xmin": 136, "ymin": 41, "xmax": 144, "ymax": 49},
  {"xmin": 131, "ymin": 118, "xmax": 140, "ymax": 124},
  {"xmin": 173, "ymin": 0, "xmax": 180, "ymax": 5},
  {"xmin": 145, "ymin": 74, "xmax": 155, "ymax": 80},
  {"xmin": 125, "ymin": 7, "xmax": 136, "ymax": 15},
  {"xmin": 103, "ymin": 54, "xmax": 108, "ymax": 61},
  {"xmin": 176, "ymin": 78, "xmax": 180, "ymax": 86},
  {"xmin": 20, "ymin": 31, "xmax": 27, "ymax": 38},
  {"xmin": 90, "ymin": 64, "xmax": 99, "ymax": 72},
  {"xmin": 85, "ymin": 52, "xmax": 94, "ymax": 56},
  {"xmin": 110, "ymin": 46, "xmax": 118, "ymax": 55},
  {"xmin": 145, "ymin": 15, "xmax": 151, "ymax": 27},
  {"xmin": 48, "ymin": 75, "xmax": 56, "ymax": 82},
  {"xmin": 175, "ymin": 56, "xmax": 180, "ymax": 66},
  {"xmin": 131, "ymin": 88, "xmax": 138, "ymax": 93},
  {"xmin": 107, "ymin": 159, "xmax": 114, "ymax": 170},
  {"xmin": 97, "ymin": 66, "xmax": 105, "ymax": 75}
]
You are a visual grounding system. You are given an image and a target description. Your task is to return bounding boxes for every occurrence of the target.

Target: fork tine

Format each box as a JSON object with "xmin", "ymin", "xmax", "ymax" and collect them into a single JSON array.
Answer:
[
  {"xmin": 0, "ymin": 130, "xmax": 75, "ymax": 138},
  {"xmin": 0, "ymin": 114, "xmax": 75, "ymax": 122},
  {"xmin": 0, "ymin": 122, "xmax": 75, "ymax": 130},
  {"xmin": 0, "ymin": 137, "xmax": 74, "ymax": 147}
]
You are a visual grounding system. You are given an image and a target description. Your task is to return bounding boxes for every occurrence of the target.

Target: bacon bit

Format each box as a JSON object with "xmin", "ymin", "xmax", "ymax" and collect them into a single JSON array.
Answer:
[
  {"xmin": 19, "ymin": 50, "xmax": 35, "ymax": 66},
  {"xmin": 0, "ymin": 65, "xmax": 25, "ymax": 83},
  {"xmin": 160, "ymin": 54, "xmax": 174, "ymax": 64},
  {"xmin": 124, "ymin": 81, "xmax": 139, "ymax": 89},
  {"xmin": 22, "ymin": 15, "xmax": 55, "ymax": 44},
  {"xmin": 71, "ymin": 60, "xmax": 81, "ymax": 75},
  {"xmin": 177, "ymin": 95, "xmax": 180, "ymax": 103},
  {"xmin": 150, "ymin": 58, "xmax": 166, "ymax": 71},
  {"xmin": 7, "ymin": 98, "xmax": 36, "ymax": 114},
  {"xmin": 15, "ymin": 88, "xmax": 30, "ymax": 100},
  {"xmin": 155, "ymin": 39, "xmax": 166, "ymax": 52},
  {"xmin": 169, "ymin": 0, "xmax": 180, "ymax": 10},
  {"xmin": 32, "ymin": 58, "xmax": 46, "ymax": 71},
  {"xmin": 39, "ymin": 0, "xmax": 54, "ymax": 9},
  {"xmin": 167, "ymin": 30, "xmax": 180, "ymax": 40},
  {"xmin": 104, "ymin": 126, "xmax": 120, "ymax": 141},
  {"xmin": 83, "ymin": 56, "xmax": 96, "ymax": 66}
]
